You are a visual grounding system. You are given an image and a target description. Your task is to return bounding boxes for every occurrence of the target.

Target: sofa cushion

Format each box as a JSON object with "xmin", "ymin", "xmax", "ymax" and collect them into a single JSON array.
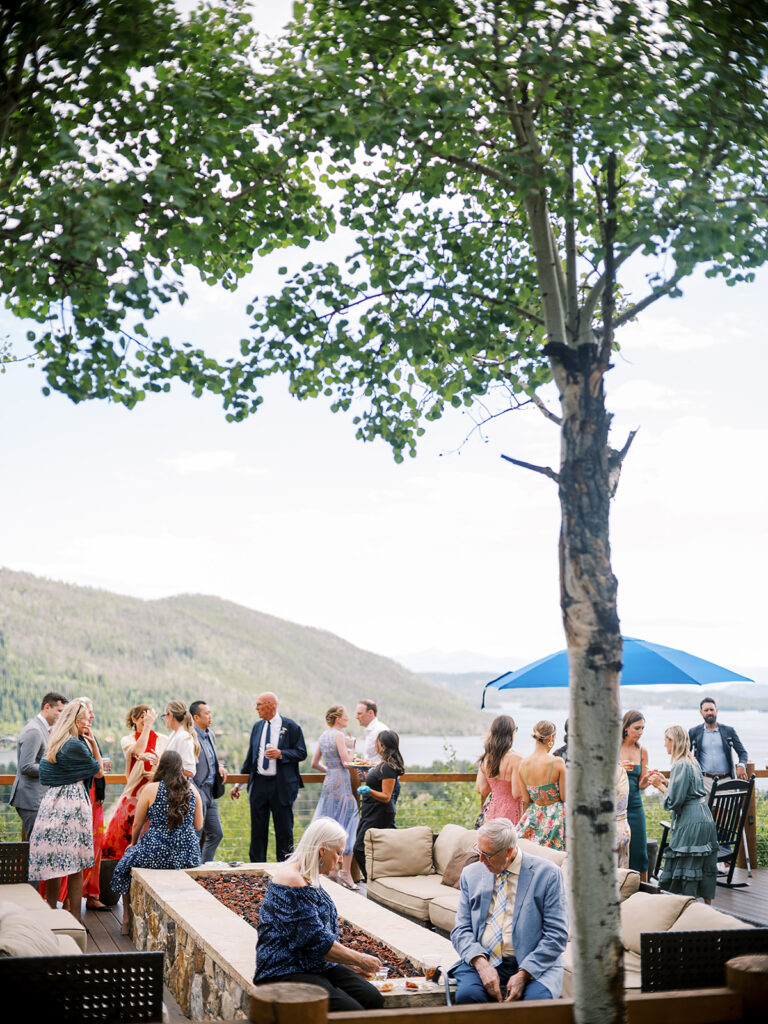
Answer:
[
  {"xmin": 620, "ymin": 891, "xmax": 693, "ymax": 953},
  {"xmin": 56, "ymin": 933, "xmax": 85, "ymax": 955},
  {"xmin": 562, "ymin": 942, "xmax": 642, "ymax": 996},
  {"xmin": 428, "ymin": 889, "xmax": 462, "ymax": 932},
  {"xmin": 670, "ymin": 902, "xmax": 753, "ymax": 931},
  {"xmin": 366, "ymin": 826, "xmax": 434, "ymax": 880},
  {"xmin": 441, "ymin": 850, "xmax": 479, "ymax": 889},
  {"xmin": 45, "ymin": 908, "xmax": 88, "ymax": 952},
  {"xmin": 0, "ymin": 883, "xmax": 46, "ymax": 910},
  {"xmin": 433, "ymin": 824, "xmax": 476, "ymax": 875},
  {"xmin": 0, "ymin": 900, "xmax": 62, "ymax": 956},
  {"xmin": 517, "ymin": 838, "xmax": 566, "ymax": 866},
  {"xmin": 617, "ymin": 868, "xmax": 641, "ymax": 901},
  {"xmin": 366, "ymin": 875, "xmax": 455, "ymax": 921},
  {"xmin": 623, "ymin": 949, "xmax": 642, "ymax": 990}
]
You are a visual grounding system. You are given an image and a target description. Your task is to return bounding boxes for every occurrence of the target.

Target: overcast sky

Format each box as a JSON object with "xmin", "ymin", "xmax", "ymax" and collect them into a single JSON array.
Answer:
[{"xmin": 1, "ymin": 1, "xmax": 766, "ymax": 679}]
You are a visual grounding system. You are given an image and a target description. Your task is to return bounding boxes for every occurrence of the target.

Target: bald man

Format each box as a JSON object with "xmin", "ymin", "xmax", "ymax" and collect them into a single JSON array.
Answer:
[{"xmin": 231, "ymin": 692, "xmax": 307, "ymax": 862}]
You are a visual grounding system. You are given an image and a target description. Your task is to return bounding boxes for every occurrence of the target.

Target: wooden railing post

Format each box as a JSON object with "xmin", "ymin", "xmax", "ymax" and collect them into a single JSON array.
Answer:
[
  {"xmin": 249, "ymin": 982, "xmax": 328, "ymax": 1024},
  {"xmin": 725, "ymin": 954, "xmax": 768, "ymax": 1020},
  {"xmin": 738, "ymin": 762, "xmax": 757, "ymax": 869}
]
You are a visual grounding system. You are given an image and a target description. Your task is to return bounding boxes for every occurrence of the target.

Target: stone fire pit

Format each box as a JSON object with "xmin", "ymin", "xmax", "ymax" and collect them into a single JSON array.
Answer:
[{"xmin": 129, "ymin": 863, "xmax": 454, "ymax": 1019}]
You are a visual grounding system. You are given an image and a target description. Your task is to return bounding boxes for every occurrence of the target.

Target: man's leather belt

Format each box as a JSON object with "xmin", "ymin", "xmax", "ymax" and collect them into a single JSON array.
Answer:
[{"xmin": 703, "ymin": 771, "xmax": 729, "ymax": 779}]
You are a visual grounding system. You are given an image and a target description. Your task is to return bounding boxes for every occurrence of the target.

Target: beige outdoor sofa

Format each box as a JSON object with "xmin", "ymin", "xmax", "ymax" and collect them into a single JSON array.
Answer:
[
  {"xmin": 364, "ymin": 824, "xmax": 749, "ymax": 993},
  {"xmin": 0, "ymin": 882, "xmax": 87, "ymax": 954},
  {"xmin": 364, "ymin": 823, "xmax": 639, "ymax": 933}
]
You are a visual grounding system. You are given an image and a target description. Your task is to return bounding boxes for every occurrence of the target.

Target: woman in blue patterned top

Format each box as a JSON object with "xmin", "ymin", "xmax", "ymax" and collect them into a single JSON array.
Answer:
[{"xmin": 253, "ymin": 818, "xmax": 384, "ymax": 1011}]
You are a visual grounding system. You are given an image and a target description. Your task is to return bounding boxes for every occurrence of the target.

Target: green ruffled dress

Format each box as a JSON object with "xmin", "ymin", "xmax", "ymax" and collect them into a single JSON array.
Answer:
[{"xmin": 658, "ymin": 758, "xmax": 718, "ymax": 899}]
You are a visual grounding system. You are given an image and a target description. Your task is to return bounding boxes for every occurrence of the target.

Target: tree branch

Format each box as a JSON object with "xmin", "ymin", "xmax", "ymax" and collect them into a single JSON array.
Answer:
[
  {"xmin": 500, "ymin": 453, "xmax": 560, "ymax": 483},
  {"xmin": 607, "ymin": 428, "xmax": 638, "ymax": 497},
  {"xmin": 532, "ymin": 392, "xmax": 562, "ymax": 425},
  {"xmin": 613, "ymin": 274, "xmax": 684, "ymax": 328}
]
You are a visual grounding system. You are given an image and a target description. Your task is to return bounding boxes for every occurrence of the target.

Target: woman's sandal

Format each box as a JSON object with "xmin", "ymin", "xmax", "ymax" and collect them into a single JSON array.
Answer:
[{"xmin": 337, "ymin": 871, "xmax": 359, "ymax": 892}]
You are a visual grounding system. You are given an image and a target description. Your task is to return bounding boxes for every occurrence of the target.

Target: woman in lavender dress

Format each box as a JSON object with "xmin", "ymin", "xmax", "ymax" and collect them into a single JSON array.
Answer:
[{"xmin": 311, "ymin": 705, "xmax": 359, "ymax": 890}]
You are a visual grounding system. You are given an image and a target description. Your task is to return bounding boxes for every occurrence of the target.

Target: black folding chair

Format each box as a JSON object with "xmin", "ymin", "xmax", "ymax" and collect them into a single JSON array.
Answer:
[{"xmin": 708, "ymin": 773, "xmax": 755, "ymax": 887}]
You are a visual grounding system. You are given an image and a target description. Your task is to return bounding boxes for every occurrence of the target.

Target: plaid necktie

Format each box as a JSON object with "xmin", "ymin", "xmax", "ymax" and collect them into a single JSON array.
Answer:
[
  {"xmin": 486, "ymin": 870, "xmax": 510, "ymax": 967},
  {"xmin": 262, "ymin": 721, "xmax": 271, "ymax": 771}
]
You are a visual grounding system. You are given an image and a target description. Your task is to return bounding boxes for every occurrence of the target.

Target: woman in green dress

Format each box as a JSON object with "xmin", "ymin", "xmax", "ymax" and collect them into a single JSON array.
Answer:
[
  {"xmin": 620, "ymin": 710, "xmax": 650, "ymax": 880},
  {"xmin": 648, "ymin": 725, "xmax": 718, "ymax": 902}
]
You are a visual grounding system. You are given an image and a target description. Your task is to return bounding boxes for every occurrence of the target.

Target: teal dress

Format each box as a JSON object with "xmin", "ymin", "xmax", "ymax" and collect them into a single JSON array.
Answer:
[
  {"xmin": 658, "ymin": 758, "xmax": 717, "ymax": 899},
  {"xmin": 626, "ymin": 754, "xmax": 649, "ymax": 873}
]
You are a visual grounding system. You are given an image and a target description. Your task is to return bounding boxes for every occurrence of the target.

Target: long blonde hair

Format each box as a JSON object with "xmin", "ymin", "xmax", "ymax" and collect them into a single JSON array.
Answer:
[
  {"xmin": 289, "ymin": 817, "xmax": 347, "ymax": 886},
  {"xmin": 165, "ymin": 700, "xmax": 200, "ymax": 758},
  {"xmin": 665, "ymin": 725, "xmax": 697, "ymax": 765},
  {"xmin": 46, "ymin": 700, "xmax": 90, "ymax": 762}
]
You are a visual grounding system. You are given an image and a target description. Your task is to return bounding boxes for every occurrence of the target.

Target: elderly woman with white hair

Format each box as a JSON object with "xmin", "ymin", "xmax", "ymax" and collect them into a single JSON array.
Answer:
[{"xmin": 253, "ymin": 817, "xmax": 384, "ymax": 1011}]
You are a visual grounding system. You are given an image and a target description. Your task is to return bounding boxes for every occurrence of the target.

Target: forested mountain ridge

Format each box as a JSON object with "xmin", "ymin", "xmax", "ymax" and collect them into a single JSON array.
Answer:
[{"xmin": 0, "ymin": 569, "xmax": 487, "ymax": 764}]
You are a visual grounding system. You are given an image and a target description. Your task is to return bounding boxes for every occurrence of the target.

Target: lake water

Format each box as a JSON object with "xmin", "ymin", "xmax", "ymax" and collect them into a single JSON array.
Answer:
[{"xmin": 397, "ymin": 702, "xmax": 768, "ymax": 789}]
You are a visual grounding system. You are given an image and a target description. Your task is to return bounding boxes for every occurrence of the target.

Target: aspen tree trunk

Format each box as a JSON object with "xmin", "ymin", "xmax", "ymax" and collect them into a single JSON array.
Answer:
[{"xmin": 549, "ymin": 340, "xmax": 625, "ymax": 1024}]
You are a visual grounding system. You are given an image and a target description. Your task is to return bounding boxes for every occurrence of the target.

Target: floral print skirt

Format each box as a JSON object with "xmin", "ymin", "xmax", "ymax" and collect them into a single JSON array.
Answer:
[{"xmin": 29, "ymin": 782, "xmax": 94, "ymax": 881}]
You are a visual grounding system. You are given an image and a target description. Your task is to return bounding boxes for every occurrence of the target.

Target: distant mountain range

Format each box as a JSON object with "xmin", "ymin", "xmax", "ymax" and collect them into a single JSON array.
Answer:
[{"xmin": 0, "ymin": 569, "xmax": 489, "ymax": 765}]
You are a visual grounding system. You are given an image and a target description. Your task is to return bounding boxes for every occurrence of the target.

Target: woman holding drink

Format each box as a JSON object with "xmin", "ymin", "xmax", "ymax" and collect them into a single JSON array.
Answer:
[
  {"xmin": 648, "ymin": 725, "xmax": 718, "ymax": 902},
  {"xmin": 620, "ymin": 710, "xmax": 650, "ymax": 879},
  {"xmin": 311, "ymin": 705, "xmax": 360, "ymax": 890}
]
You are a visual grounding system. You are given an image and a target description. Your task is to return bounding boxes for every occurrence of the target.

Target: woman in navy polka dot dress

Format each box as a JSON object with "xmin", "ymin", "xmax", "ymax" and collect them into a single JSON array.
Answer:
[{"xmin": 111, "ymin": 750, "xmax": 203, "ymax": 932}]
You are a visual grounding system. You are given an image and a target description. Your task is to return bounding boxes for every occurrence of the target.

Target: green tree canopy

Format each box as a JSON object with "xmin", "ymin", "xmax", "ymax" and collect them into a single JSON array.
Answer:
[
  {"xmin": 1, "ymin": 0, "xmax": 328, "ymax": 410},
  {"xmin": 237, "ymin": 0, "xmax": 767, "ymax": 460}
]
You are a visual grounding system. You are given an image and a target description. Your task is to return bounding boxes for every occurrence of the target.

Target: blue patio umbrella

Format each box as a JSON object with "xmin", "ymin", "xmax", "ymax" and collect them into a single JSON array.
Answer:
[{"xmin": 482, "ymin": 636, "xmax": 753, "ymax": 707}]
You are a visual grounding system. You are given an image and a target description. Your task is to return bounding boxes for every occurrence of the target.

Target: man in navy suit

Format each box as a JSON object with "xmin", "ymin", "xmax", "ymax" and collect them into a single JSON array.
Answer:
[
  {"xmin": 191, "ymin": 700, "xmax": 227, "ymax": 862},
  {"xmin": 450, "ymin": 818, "xmax": 568, "ymax": 1003},
  {"xmin": 231, "ymin": 691, "xmax": 307, "ymax": 862},
  {"xmin": 689, "ymin": 695, "xmax": 748, "ymax": 787}
]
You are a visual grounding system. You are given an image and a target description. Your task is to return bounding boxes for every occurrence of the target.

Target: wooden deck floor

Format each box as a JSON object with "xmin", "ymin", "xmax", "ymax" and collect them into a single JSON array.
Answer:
[
  {"xmin": 83, "ymin": 898, "xmax": 189, "ymax": 1022},
  {"xmin": 708, "ymin": 865, "xmax": 768, "ymax": 925}
]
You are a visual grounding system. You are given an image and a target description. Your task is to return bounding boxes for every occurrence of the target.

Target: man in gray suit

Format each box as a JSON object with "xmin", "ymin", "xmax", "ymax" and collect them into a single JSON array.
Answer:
[
  {"xmin": 449, "ymin": 818, "xmax": 568, "ymax": 1003},
  {"xmin": 9, "ymin": 692, "xmax": 68, "ymax": 837},
  {"xmin": 191, "ymin": 700, "xmax": 227, "ymax": 862}
]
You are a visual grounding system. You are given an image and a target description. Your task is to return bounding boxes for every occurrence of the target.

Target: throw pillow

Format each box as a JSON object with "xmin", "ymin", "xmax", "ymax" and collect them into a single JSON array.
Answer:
[{"xmin": 441, "ymin": 850, "xmax": 479, "ymax": 888}]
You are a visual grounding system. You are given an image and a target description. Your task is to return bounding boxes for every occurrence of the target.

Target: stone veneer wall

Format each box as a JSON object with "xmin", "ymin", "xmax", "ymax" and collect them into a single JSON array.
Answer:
[
  {"xmin": 130, "ymin": 864, "xmax": 455, "ymax": 1019},
  {"xmin": 131, "ymin": 869, "xmax": 258, "ymax": 1020}
]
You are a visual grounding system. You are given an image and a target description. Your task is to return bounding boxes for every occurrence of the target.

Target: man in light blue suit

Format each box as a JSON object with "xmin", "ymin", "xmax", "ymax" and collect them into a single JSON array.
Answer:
[{"xmin": 450, "ymin": 818, "xmax": 568, "ymax": 1003}]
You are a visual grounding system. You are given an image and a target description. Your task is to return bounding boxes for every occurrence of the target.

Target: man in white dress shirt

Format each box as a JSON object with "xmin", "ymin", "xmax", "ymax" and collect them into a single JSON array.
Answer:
[
  {"xmin": 355, "ymin": 698, "xmax": 401, "ymax": 803},
  {"xmin": 355, "ymin": 700, "xmax": 388, "ymax": 762}
]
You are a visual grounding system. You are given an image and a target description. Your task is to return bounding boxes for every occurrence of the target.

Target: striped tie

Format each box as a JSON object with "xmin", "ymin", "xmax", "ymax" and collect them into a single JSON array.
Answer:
[{"xmin": 486, "ymin": 870, "xmax": 510, "ymax": 967}]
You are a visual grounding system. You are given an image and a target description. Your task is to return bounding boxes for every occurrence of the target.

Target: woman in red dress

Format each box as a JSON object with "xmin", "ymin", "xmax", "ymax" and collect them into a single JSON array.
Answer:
[{"xmin": 102, "ymin": 705, "xmax": 162, "ymax": 860}]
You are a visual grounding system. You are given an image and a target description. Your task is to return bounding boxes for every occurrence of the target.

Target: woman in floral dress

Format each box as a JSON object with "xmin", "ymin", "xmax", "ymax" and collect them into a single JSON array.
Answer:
[
  {"xmin": 513, "ymin": 720, "xmax": 566, "ymax": 851},
  {"xmin": 111, "ymin": 750, "xmax": 203, "ymax": 933},
  {"xmin": 311, "ymin": 705, "xmax": 359, "ymax": 890},
  {"xmin": 102, "ymin": 704, "xmax": 162, "ymax": 860},
  {"xmin": 29, "ymin": 699, "xmax": 103, "ymax": 923}
]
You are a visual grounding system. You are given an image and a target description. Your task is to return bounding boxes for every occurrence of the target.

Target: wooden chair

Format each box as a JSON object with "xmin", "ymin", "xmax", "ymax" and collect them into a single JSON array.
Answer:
[{"xmin": 708, "ymin": 774, "xmax": 755, "ymax": 887}]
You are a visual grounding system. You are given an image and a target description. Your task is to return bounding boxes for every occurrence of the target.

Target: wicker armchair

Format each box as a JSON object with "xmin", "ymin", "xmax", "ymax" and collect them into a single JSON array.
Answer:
[{"xmin": 0, "ymin": 951, "xmax": 165, "ymax": 1022}]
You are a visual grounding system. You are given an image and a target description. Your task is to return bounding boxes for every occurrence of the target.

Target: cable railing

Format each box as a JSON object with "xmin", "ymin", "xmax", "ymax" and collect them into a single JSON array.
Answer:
[{"xmin": 2, "ymin": 768, "xmax": 766, "ymax": 866}]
